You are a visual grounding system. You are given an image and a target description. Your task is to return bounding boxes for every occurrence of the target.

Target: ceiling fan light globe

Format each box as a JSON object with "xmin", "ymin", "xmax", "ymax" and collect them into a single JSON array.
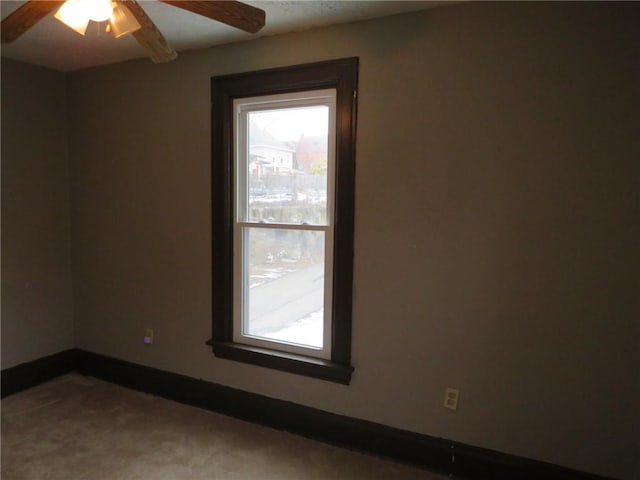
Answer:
[
  {"xmin": 110, "ymin": 2, "xmax": 141, "ymax": 38},
  {"xmin": 86, "ymin": 0, "xmax": 114, "ymax": 22},
  {"xmin": 54, "ymin": 0, "xmax": 90, "ymax": 36}
]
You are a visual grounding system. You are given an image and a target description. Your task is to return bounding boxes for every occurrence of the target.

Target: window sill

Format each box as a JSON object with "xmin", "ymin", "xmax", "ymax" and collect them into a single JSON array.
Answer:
[{"xmin": 207, "ymin": 340, "xmax": 353, "ymax": 385}]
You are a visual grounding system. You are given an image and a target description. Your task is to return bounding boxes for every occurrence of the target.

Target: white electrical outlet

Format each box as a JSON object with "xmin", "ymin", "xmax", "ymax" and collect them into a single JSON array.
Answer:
[
  {"xmin": 444, "ymin": 387, "xmax": 460, "ymax": 411},
  {"xmin": 143, "ymin": 328, "xmax": 154, "ymax": 345}
]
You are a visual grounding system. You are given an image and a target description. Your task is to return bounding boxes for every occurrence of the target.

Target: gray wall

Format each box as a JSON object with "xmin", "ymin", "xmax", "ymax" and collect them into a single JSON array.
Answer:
[
  {"xmin": 1, "ymin": 59, "xmax": 75, "ymax": 368},
  {"xmin": 2, "ymin": 2, "xmax": 638, "ymax": 479}
]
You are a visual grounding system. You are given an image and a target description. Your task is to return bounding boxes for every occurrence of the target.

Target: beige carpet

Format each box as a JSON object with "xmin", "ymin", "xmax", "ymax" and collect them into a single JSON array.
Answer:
[{"xmin": 1, "ymin": 374, "xmax": 448, "ymax": 479}]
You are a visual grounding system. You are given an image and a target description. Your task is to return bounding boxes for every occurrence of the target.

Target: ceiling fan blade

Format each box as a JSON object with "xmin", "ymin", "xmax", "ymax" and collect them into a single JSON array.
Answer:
[
  {"xmin": 1, "ymin": 0, "xmax": 64, "ymax": 43},
  {"xmin": 160, "ymin": 1, "xmax": 265, "ymax": 34},
  {"xmin": 117, "ymin": 0, "xmax": 177, "ymax": 63}
]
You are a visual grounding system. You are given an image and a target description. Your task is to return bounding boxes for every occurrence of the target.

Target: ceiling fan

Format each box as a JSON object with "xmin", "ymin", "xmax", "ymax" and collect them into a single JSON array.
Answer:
[{"xmin": 0, "ymin": 0, "xmax": 266, "ymax": 63}]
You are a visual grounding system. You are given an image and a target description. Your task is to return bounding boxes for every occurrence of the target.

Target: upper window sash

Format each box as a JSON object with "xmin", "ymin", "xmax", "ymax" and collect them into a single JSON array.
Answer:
[{"xmin": 233, "ymin": 90, "xmax": 336, "ymax": 227}]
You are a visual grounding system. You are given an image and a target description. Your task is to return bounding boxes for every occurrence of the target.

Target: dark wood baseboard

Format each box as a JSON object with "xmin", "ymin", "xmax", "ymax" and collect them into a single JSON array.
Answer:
[
  {"xmin": 2, "ymin": 349, "xmax": 619, "ymax": 480},
  {"xmin": 73, "ymin": 350, "xmax": 617, "ymax": 480},
  {"xmin": 1, "ymin": 349, "xmax": 76, "ymax": 398}
]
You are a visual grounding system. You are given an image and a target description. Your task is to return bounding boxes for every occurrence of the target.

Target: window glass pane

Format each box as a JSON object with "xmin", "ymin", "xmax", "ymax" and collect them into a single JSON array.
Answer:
[
  {"xmin": 244, "ymin": 227, "xmax": 325, "ymax": 349},
  {"xmin": 247, "ymin": 107, "xmax": 329, "ymax": 225}
]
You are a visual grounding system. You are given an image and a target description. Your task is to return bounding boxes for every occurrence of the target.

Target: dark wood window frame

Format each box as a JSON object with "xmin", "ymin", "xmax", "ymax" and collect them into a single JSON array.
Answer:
[{"xmin": 208, "ymin": 58, "xmax": 358, "ymax": 384}]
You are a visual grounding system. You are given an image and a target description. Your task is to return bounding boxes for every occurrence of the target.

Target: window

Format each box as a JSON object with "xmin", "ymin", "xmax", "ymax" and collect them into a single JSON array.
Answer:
[
  {"xmin": 234, "ymin": 91, "xmax": 335, "ymax": 359},
  {"xmin": 209, "ymin": 58, "xmax": 358, "ymax": 384}
]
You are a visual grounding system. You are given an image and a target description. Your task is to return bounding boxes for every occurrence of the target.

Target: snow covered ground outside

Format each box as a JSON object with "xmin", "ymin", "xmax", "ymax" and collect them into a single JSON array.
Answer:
[{"xmin": 261, "ymin": 309, "xmax": 323, "ymax": 348}]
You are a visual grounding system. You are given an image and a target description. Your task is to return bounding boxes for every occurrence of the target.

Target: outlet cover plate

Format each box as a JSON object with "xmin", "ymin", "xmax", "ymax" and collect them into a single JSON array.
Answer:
[{"xmin": 444, "ymin": 387, "xmax": 459, "ymax": 411}]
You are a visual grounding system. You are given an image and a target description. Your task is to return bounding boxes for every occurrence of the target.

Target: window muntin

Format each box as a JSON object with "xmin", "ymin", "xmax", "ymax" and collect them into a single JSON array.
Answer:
[{"xmin": 233, "ymin": 91, "xmax": 336, "ymax": 359}]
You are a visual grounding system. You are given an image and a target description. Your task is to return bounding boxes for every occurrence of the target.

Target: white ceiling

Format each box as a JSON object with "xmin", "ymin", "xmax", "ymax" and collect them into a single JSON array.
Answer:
[{"xmin": 0, "ymin": 0, "xmax": 446, "ymax": 71}]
